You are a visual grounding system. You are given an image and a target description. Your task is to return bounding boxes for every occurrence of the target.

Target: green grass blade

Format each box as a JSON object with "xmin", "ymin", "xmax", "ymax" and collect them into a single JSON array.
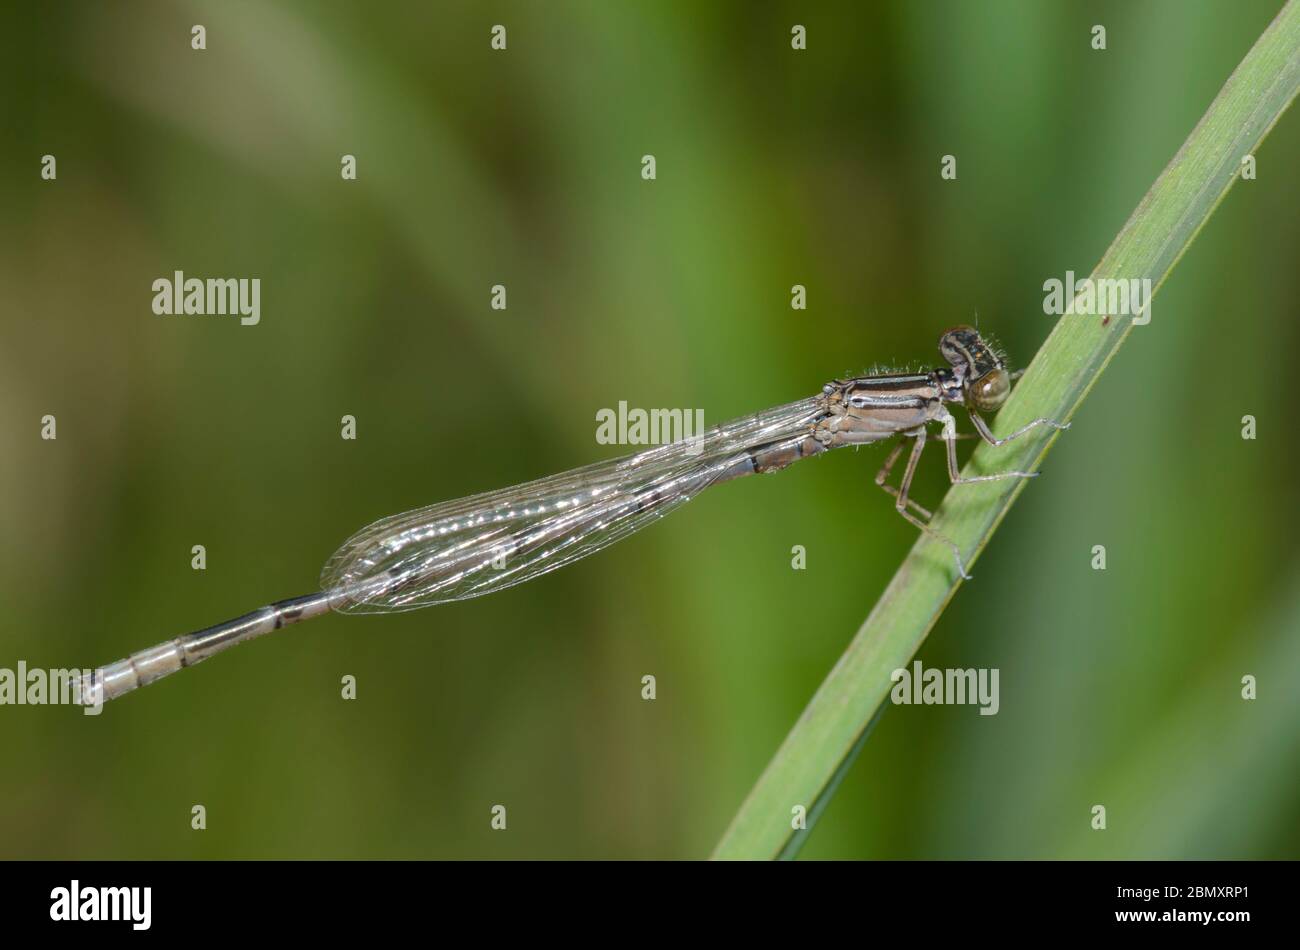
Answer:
[{"xmin": 712, "ymin": 0, "xmax": 1300, "ymax": 861}]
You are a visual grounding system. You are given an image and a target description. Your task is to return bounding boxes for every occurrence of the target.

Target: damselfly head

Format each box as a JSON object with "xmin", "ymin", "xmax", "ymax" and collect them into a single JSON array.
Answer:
[{"xmin": 939, "ymin": 325, "xmax": 1011, "ymax": 413}]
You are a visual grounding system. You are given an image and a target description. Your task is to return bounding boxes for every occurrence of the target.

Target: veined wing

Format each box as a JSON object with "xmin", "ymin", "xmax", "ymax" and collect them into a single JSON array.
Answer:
[{"xmin": 321, "ymin": 396, "xmax": 824, "ymax": 612}]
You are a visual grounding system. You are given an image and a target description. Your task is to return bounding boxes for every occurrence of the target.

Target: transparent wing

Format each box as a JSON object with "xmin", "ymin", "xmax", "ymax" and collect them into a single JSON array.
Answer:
[{"xmin": 321, "ymin": 397, "xmax": 823, "ymax": 612}]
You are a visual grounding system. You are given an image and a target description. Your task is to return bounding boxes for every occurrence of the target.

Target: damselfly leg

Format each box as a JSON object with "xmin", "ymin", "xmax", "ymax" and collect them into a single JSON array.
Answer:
[
  {"xmin": 876, "ymin": 426, "xmax": 973, "ymax": 579},
  {"xmin": 944, "ymin": 412, "xmax": 1070, "ymax": 485},
  {"xmin": 874, "ymin": 437, "xmax": 933, "ymax": 520},
  {"xmin": 876, "ymin": 404, "xmax": 1071, "ymax": 579},
  {"xmin": 965, "ymin": 411, "xmax": 1070, "ymax": 448}
]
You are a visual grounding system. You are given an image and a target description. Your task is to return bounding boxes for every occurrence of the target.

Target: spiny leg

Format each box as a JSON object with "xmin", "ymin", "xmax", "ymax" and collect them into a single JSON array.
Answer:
[
  {"xmin": 967, "ymin": 409, "xmax": 1070, "ymax": 447},
  {"xmin": 943, "ymin": 427, "xmax": 1040, "ymax": 485},
  {"xmin": 890, "ymin": 428, "xmax": 972, "ymax": 580},
  {"xmin": 875, "ymin": 436, "xmax": 932, "ymax": 520},
  {"xmin": 944, "ymin": 409, "xmax": 1070, "ymax": 484}
]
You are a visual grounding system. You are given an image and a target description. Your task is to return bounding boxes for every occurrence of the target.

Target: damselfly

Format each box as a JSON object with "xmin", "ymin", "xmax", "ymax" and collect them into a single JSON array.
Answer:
[{"xmin": 80, "ymin": 326, "xmax": 1067, "ymax": 704}]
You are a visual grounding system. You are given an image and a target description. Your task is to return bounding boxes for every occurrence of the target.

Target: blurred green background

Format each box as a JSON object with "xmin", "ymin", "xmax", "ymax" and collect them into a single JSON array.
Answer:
[{"xmin": 2, "ymin": 0, "xmax": 1297, "ymax": 859}]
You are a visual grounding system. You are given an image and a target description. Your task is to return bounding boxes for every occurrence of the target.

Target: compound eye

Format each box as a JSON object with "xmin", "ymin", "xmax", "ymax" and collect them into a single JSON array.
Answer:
[{"xmin": 969, "ymin": 369, "xmax": 1010, "ymax": 412}]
